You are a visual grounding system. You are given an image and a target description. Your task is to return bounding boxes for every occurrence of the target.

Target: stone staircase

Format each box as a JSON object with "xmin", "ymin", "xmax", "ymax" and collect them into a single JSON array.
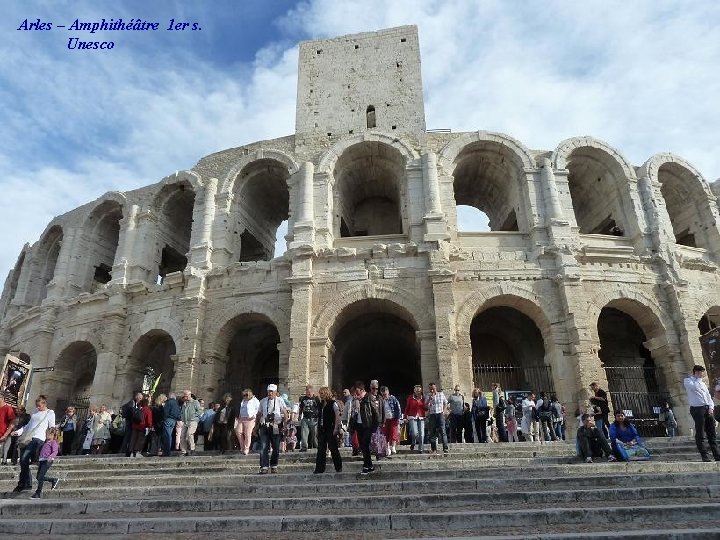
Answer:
[{"xmin": 1, "ymin": 436, "xmax": 718, "ymax": 539}]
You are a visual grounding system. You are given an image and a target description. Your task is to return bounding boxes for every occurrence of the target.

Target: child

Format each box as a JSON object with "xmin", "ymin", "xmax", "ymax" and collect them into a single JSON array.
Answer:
[{"xmin": 31, "ymin": 427, "xmax": 60, "ymax": 499}]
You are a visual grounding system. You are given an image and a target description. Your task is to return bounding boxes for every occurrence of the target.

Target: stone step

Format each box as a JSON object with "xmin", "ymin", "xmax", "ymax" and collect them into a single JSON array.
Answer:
[
  {"xmin": 2, "ymin": 484, "xmax": 718, "ymax": 518},
  {"xmin": 0, "ymin": 503, "xmax": 718, "ymax": 535}
]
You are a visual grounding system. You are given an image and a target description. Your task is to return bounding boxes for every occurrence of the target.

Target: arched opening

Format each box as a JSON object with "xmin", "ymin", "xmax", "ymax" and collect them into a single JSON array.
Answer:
[
  {"xmin": 231, "ymin": 159, "xmax": 290, "ymax": 262},
  {"xmin": 274, "ymin": 220, "xmax": 289, "ymax": 258},
  {"xmin": 598, "ymin": 306, "xmax": 669, "ymax": 435},
  {"xmin": 221, "ymin": 315, "xmax": 280, "ymax": 397},
  {"xmin": 658, "ymin": 163, "xmax": 713, "ymax": 249},
  {"xmin": 29, "ymin": 226, "xmax": 63, "ymax": 305},
  {"xmin": 129, "ymin": 331, "xmax": 176, "ymax": 396},
  {"xmin": 366, "ymin": 105, "xmax": 376, "ymax": 129},
  {"xmin": 82, "ymin": 200, "xmax": 122, "ymax": 291},
  {"xmin": 54, "ymin": 341, "xmax": 97, "ymax": 402},
  {"xmin": 456, "ymin": 205, "xmax": 490, "ymax": 232},
  {"xmin": 452, "ymin": 141, "xmax": 522, "ymax": 232},
  {"xmin": 154, "ymin": 183, "xmax": 195, "ymax": 283},
  {"xmin": 566, "ymin": 147, "xmax": 631, "ymax": 235},
  {"xmin": 699, "ymin": 307, "xmax": 720, "ymax": 382},
  {"xmin": 470, "ymin": 306, "xmax": 553, "ymax": 393},
  {"xmin": 334, "ymin": 142, "xmax": 405, "ymax": 237},
  {"xmin": 330, "ymin": 299, "xmax": 420, "ymax": 404},
  {"xmin": 1, "ymin": 251, "xmax": 25, "ymax": 315}
]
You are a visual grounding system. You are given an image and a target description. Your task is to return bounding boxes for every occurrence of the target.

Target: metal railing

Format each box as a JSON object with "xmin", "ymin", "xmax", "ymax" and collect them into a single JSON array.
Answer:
[
  {"xmin": 471, "ymin": 364, "xmax": 555, "ymax": 394},
  {"xmin": 604, "ymin": 366, "xmax": 670, "ymax": 437}
]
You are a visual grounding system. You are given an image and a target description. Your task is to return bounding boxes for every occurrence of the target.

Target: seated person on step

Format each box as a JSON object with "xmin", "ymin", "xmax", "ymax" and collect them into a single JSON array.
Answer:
[
  {"xmin": 577, "ymin": 414, "xmax": 615, "ymax": 463},
  {"xmin": 609, "ymin": 411, "xmax": 651, "ymax": 461}
]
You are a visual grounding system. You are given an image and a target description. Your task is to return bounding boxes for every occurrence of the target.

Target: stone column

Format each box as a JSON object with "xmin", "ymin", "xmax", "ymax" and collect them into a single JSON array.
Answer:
[
  {"xmin": 91, "ymin": 302, "xmax": 126, "ymax": 406},
  {"xmin": 46, "ymin": 227, "xmax": 80, "ymax": 301},
  {"xmin": 429, "ymin": 270, "xmax": 459, "ymax": 391},
  {"xmin": 418, "ymin": 330, "xmax": 440, "ymax": 390},
  {"xmin": 539, "ymin": 157, "xmax": 564, "ymax": 223},
  {"xmin": 290, "ymin": 162, "xmax": 316, "ymax": 248},
  {"xmin": 126, "ymin": 210, "xmax": 159, "ymax": 284},
  {"xmin": 422, "ymin": 152, "xmax": 449, "ymax": 242},
  {"xmin": 210, "ymin": 192, "xmax": 234, "ymax": 268},
  {"xmin": 189, "ymin": 177, "xmax": 218, "ymax": 270},
  {"xmin": 285, "ymin": 265, "xmax": 313, "ymax": 398},
  {"xmin": 109, "ymin": 204, "xmax": 140, "ymax": 286}
]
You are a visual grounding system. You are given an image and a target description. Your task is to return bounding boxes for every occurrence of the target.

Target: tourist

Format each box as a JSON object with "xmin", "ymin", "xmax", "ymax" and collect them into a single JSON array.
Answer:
[
  {"xmin": 521, "ymin": 393, "xmax": 539, "ymax": 442},
  {"xmin": 128, "ymin": 398, "xmax": 152, "ymax": 457},
  {"xmin": 199, "ymin": 402, "xmax": 219, "ymax": 451},
  {"xmin": 537, "ymin": 392, "xmax": 558, "ymax": 442},
  {"xmin": 255, "ymin": 383, "xmax": 288, "ymax": 474},
  {"xmin": 119, "ymin": 391, "xmax": 143, "ymax": 455},
  {"xmin": 12, "ymin": 395, "xmax": 56, "ymax": 493},
  {"xmin": 214, "ymin": 393, "xmax": 234, "ymax": 454},
  {"xmin": 425, "ymin": 382, "xmax": 449, "ymax": 454},
  {"xmin": 313, "ymin": 386, "xmax": 342, "ymax": 474},
  {"xmin": 91, "ymin": 404, "xmax": 112, "ymax": 454},
  {"xmin": 30, "ymin": 427, "xmax": 61, "ymax": 498},
  {"xmin": 179, "ymin": 390, "xmax": 202, "ymax": 456},
  {"xmin": 505, "ymin": 397, "xmax": 519, "ymax": 443},
  {"xmin": 660, "ymin": 402, "xmax": 678, "ymax": 439},
  {"xmin": 448, "ymin": 385, "xmax": 465, "ymax": 444},
  {"xmin": 462, "ymin": 402, "xmax": 474, "ymax": 442},
  {"xmin": 589, "ymin": 382, "xmax": 610, "ymax": 438},
  {"xmin": 551, "ymin": 396, "xmax": 564, "ymax": 440},
  {"xmin": 8, "ymin": 405, "xmax": 30, "ymax": 465},
  {"xmin": 609, "ymin": 411, "xmax": 650, "ymax": 461},
  {"xmin": 471, "ymin": 388, "xmax": 489, "ymax": 443},
  {"xmin": 162, "ymin": 392, "xmax": 181, "ymax": 457},
  {"xmin": 298, "ymin": 385, "xmax": 321, "ymax": 452},
  {"xmin": 57, "ymin": 406, "xmax": 76, "ymax": 456},
  {"xmin": 405, "ymin": 384, "xmax": 426, "ymax": 453},
  {"xmin": 380, "ymin": 386, "xmax": 401, "ymax": 455},
  {"xmin": 341, "ymin": 388, "xmax": 353, "ymax": 447},
  {"xmin": 492, "ymin": 383, "xmax": 507, "ymax": 442},
  {"xmin": 148, "ymin": 395, "xmax": 167, "ymax": 456},
  {"xmin": 683, "ymin": 364, "xmax": 720, "ymax": 461},
  {"xmin": 577, "ymin": 414, "xmax": 615, "ymax": 463},
  {"xmin": 0, "ymin": 394, "xmax": 16, "ymax": 464},
  {"xmin": 78, "ymin": 406, "xmax": 97, "ymax": 454},
  {"xmin": 235, "ymin": 388, "xmax": 260, "ymax": 455},
  {"xmin": 351, "ymin": 380, "xmax": 380, "ymax": 475}
]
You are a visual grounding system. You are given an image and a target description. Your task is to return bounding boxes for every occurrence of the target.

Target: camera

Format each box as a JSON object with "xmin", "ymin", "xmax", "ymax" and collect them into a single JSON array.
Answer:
[{"xmin": 266, "ymin": 413, "xmax": 276, "ymax": 424}]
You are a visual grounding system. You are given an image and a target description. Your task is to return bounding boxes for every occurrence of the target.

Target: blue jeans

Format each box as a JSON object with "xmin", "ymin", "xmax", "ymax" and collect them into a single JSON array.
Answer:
[
  {"xmin": 162, "ymin": 419, "xmax": 176, "ymax": 457},
  {"xmin": 427, "ymin": 413, "xmax": 448, "ymax": 451},
  {"xmin": 259, "ymin": 425, "xmax": 281, "ymax": 468},
  {"xmin": 18, "ymin": 438, "xmax": 43, "ymax": 489},
  {"xmin": 408, "ymin": 417, "xmax": 425, "ymax": 451},
  {"xmin": 35, "ymin": 460, "xmax": 57, "ymax": 495},
  {"xmin": 300, "ymin": 418, "xmax": 318, "ymax": 450}
]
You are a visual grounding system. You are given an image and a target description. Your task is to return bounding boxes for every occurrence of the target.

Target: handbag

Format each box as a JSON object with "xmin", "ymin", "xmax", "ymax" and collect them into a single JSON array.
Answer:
[
  {"xmin": 370, "ymin": 429, "xmax": 388, "ymax": 457},
  {"xmin": 18, "ymin": 411, "xmax": 50, "ymax": 445}
]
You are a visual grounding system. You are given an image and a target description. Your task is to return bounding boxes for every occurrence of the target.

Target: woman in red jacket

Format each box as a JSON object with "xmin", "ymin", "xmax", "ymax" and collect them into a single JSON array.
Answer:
[
  {"xmin": 405, "ymin": 385, "xmax": 426, "ymax": 453},
  {"xmin": 129, "ymin": 398, "xmax": 153, "ymax": 457}
]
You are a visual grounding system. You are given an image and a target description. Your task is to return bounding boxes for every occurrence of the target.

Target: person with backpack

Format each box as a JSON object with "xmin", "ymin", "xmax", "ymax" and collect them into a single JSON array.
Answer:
[
  {"xmin": 127, "ymin": 398, "xmax": 152, "ymax": 457},
  {"xmin": 537, "ymin": 392, "xmax": 558, "ymax": 442},
  {"xmin": 162, "ymin": 393, "xmax": 181, "ymax": 457},
  {"xmin": 298, "ymin": 385, "xmax": 321, "ymax": 452},
  {"xmin": 380, "ymin": 386, "xmax": 401, "ymax": 455}
]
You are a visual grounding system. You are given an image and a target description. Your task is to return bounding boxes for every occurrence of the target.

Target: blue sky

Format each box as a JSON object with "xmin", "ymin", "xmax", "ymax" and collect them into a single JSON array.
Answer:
[{"xmin": 1, "ymin": 1, "xmax": 719, "ymax": 280}]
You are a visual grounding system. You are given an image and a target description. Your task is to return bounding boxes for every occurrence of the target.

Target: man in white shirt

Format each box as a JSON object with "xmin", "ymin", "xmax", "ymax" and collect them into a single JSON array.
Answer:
[
  {"xmin": 254, "ymin": 384, "xmax": 288, "ymax": 474},
  {"xmin": 11, "ymin": 394, "xmax": 56, "ymax": 492},
  {"xmin": 425, "ymin": 382, "xmax": 449, "ymax": 454},
  {"xmin": 521, "ymin": 393, "xmax": 539, "ymax": 442},
  {"xmin": 683, "ymin": 364, "xmax": 720, "ymax": 462}
]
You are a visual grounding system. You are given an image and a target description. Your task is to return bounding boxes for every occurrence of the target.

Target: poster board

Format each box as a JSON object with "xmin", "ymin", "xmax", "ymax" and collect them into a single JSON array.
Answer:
[{"xmin": 1, "ymin": 354, "xmax": 32, "ymax": 407}]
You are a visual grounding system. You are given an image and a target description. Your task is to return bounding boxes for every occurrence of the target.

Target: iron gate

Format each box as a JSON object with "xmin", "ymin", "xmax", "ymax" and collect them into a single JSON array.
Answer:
[
  {"xmin": 604, "ymin": 366, "xmax": 670, "ymax": 437},
  {"xmin": 471, "ymin": 364, "xmax": 555, "ymax": 394}
]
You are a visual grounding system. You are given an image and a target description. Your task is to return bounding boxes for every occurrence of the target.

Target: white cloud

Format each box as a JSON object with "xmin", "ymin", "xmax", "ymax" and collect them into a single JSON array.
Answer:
[{"xmin": 1, "ymin": 0, "xmax": 719, "ymax": 282}]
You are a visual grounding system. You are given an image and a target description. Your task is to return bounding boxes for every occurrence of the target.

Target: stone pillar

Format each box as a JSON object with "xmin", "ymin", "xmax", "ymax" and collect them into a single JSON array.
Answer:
[
  {"xmin": 429, "ymin": 271, "xmax": 459, "ymax": 391},
  {"xmin": 539, "ymin": 157, "xmax": 564, "ymax": 223},
  {"xmin": 91, "ymin": 302, "xmax": 126, "ymax": 406},
  {"xmin": 290, "ymin": 162, "xmax": 316, "ymax": 248},
  {"xmin": 45, "ymin": 227, "xmax": 80, "ymax": 301},
  {"xmin": 189, "ymin": 177, "xmax": 218, "ymax": 270},
  {"xmin": 210, "ymin": 192, "xmax": 234, "ymax": 268},
  {"xmin": 309, "ymin": 336, "xmax": 333, "ymax": 390},
  {"xmin": 418, "ymin": 330, "xmax": 440, "ymax": 390},
  {"xmin": 422, "ymin": 152, "xmax": 449, "ymax": 242},
  {"xmin": 285, "ymin": 264, "xmax": 313, "ymax": 397},
  {"xmin": 109, "ymin": 204, "xmax": 139, "ymax": 286},
  {"xmin": 126, "ymin": 210, "xmax": 159, "ymax": 284}
]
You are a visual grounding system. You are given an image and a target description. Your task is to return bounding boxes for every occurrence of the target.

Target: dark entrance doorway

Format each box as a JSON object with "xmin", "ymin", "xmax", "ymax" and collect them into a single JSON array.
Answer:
[
  {"xmin": 223, "ymin": 316, "xmax": 280, "ymax": 398},
  {"xmin": 331, "ymin": 309, "xmax": 420, "ymax": 405}
]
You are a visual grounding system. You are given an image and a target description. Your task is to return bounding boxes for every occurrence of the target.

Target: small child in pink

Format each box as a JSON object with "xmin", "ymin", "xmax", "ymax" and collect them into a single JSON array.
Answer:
[
  {"xmin": 31, "ymin": 427, "xmax": 60, "ymax": 498},
  {"xmin": 506, "ymin": 414, "xmax": 519, "ymax": 443}
]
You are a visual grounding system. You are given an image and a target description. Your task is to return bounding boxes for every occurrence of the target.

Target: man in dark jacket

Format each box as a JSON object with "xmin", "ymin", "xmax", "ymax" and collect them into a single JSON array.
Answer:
[
  {"xmin": 577, "ymin": 414, "xmax": 616, "ymax": 463},
  {"xmin": 120, "ymin": 392, "xmax": 143, "ymax": 455},
  {"xmin": 162, "ymin": 393, "xmax": 181, "ymax": 457}
]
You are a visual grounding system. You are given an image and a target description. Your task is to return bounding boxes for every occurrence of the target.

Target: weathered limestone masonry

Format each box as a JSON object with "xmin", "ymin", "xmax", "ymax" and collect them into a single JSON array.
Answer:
[{"xmin": 1, "ymin": 26, "xmax": 719, "ymax": 436}]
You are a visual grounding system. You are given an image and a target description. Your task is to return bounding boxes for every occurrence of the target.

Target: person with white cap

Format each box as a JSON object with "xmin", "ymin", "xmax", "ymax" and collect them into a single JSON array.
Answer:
[{"xmin": 254, "ymin": 383, "xmax": 288, "ymax": 474}]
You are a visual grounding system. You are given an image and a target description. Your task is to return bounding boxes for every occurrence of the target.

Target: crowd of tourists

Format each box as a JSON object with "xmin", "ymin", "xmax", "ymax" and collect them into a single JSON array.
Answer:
[{"xmin": 1, "ymin": 365, "xmax": 718, "ymax": 497}]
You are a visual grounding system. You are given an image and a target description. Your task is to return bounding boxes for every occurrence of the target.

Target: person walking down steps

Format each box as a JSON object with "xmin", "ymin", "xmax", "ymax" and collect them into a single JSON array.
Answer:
[{"xmin": 31, "ymin": 427, "xmax": 61, "ymax": 499}]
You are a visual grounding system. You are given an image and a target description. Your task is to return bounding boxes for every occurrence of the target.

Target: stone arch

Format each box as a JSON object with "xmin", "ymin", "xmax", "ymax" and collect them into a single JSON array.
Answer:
[
  {"xmin": 127, "ymin": 329, "xmax": 177, "ymax": 396},
  {"xmin": 641, "ymin": 153, "xmax": 718, "ymax": 250},
  {"xmin": 552, "ymin": 136, "xmax": 643, "ymax": 237},
  {"xmin": 152, "ymin": 174, "xmax": 197, "ymax": 281},
  {"xmin": 438, "ymin": 132, "xmax": 535, "ymax": 233},
  {"xmin": 316, "ymin": 131, "xmax": 419, "ymax": 175},
  {"xmin": 130, "ymin": 318, "xmax": 183, "ymax": 351},
  {"xmin": 0, "ymin": 245, "xmax": 30, "ymax": 316},
  {"xmin": 27, "ymin": 224, "xmax": 64, "ymax": 305},
  {"xmin": 77, "ymin": 197, "xmax": 124, "ymax": 291},
  {"xmin": 229, "ymin": 158, "xmax": 291, "ymax": 262},
  {"xmin": 220, "ymin": 149, "xmax": 300, "ymax": 195},
  {"xmin": 53, "ymin": 340, "xmax": 98, "ymax": 402},
  {"xmin": 312, "ymin": 283, "xmax": 434, "ymax": 339}
]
